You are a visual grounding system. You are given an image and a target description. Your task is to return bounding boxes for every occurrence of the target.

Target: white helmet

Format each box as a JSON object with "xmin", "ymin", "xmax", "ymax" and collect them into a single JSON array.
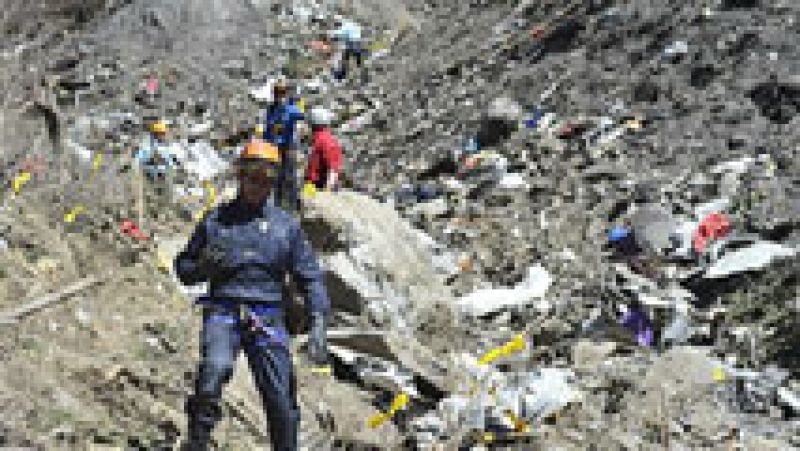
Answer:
[{"xmin": 309, "ymin": 107, "xmax": 334, "ymax": 126}]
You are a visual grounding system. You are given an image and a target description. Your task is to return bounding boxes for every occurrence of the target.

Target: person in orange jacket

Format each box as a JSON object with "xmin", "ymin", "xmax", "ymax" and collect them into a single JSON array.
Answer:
[{"xmin": 305, "ymin": 107, "xmax": 343, "ymax": 191}]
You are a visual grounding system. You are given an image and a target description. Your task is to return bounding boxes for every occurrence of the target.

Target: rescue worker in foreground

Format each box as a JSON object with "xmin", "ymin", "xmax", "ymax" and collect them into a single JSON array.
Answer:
[
  {"xmin": 263, "ymin": 81, "xmax": 305, "ymax": 212},
  {"xmin": 304, "ymin": 107, "xmax": 343, "ymax": 192},
  {"xmin": 175, "ymin": 140, "xmax": 330, "ymax": 450}
]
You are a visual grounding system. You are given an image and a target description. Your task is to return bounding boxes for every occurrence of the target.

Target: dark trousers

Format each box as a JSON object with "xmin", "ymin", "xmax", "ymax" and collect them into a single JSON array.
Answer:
[
  {"xmin": 343, "ymin": 45, "xmax": 363, "ymax": 68},
  {"xmin": 335, "ymin": 43, "xmax": 364, "ymax": 81},
  {"xmin": 186, "ymin": 308, "xmax": 299, "ymax": 450},
  {"xmin": 275, "ymin": 146, "xmax": 299, "ymax": 211}
]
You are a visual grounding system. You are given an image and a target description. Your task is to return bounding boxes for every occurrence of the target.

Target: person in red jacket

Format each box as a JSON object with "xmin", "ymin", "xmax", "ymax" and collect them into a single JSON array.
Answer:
[{"xmin": 305, "ymin": 107, "xmax": 343, "ymax": 191}]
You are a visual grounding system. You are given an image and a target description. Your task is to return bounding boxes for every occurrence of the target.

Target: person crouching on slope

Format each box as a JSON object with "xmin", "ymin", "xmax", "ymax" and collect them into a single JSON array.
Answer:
[{"xmin": 305, "ymin": 107, "xmax": 343, "ymax": 192}]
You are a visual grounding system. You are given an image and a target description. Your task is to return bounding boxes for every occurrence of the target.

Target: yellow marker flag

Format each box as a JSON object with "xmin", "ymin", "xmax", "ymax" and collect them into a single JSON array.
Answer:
[
  {"xmin": 479, "ymin": 333, "xmax": 527, "ymax": 366},
  {"xmin": 367, "ymin": 413, "xmax": 390, "ymax": 429},
  {"xmin": 389, "ymin": 393, "xmax": 409, "ymax": 414},
  {"xmin": 504, "ymin": 410, "xmax": 530, "ymax": 433},
  {"xmin": 88, "ymin": 153, "xmax": 104, "ymax": 182},
  {"xmin": 297, "ymin": 98, "xmax": 306, "ymax": 113},
  {"xmin": 12, "ymin": 172, "xmax": 31, "ymax": 194},
  {"xmin": 310, "ymin": 365, "xmax": 332, "ymax": 376},
  {"xmin": 204, "ymin": 180, "xmax": 216, "ymax": 205},
  {"xmin": 64, "ymin": 204, "xmax": 86, "ymax": 223},
  {"xmin": 367, "ymin": 393, "xmax": 409, "ymax": 428},
  {"xmin": 712, "ymin": 367, "xmax": 726, "ymax": 383},
  {"xmin": 303, "ymin": 182, "xmax": 317, "ymax": 198},
  {"xmin": 479, "ymin": 348, "xmax": 503, "ymax": 366},
  {"xmin": 195, "ymin": 181, "xmax": 217, "ymax": 221}
]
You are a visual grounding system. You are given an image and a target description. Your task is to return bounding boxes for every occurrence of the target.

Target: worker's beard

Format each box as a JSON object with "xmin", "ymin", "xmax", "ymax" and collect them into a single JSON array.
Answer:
[{"xmin": 239, "ymin": 179, "xmax": 273, "ymax": 206}]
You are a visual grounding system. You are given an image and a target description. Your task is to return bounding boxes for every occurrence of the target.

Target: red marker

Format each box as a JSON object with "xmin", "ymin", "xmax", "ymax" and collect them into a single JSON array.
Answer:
[
  {"xmin": 120, "ymin": 219, "xmax": 149, "ymax": 241},
  {"xmin": 693, "ymin": 213, "xmax": 730, "ymax": 254},
  {"xmin": 531, "ymin": 26, "xmax": 546, "ymax": 39},
  {"xmin": 146, "ymin": 76, "xmax": 159, "ymax": 96}
]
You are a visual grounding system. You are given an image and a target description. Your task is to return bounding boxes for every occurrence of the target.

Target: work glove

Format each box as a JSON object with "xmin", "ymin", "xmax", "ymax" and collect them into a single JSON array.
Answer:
[
  {"xmin": 303, "ymin": 182, "xmax": 317, "ymax": 198},
  {"xmin": 307, "ymin": 311, "xmax": 330, "ymax": 367}
]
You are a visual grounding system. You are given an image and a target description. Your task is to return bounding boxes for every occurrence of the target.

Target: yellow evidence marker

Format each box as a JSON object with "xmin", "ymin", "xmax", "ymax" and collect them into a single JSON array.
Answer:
[{"xmin": 367, "ymin": 392, "xmax": 409, "ymax": 428}]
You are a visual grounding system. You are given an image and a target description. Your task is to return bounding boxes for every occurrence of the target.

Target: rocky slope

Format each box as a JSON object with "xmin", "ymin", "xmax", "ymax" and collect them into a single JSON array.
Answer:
[{"xmin": 0, "ymin": 0, "xmax": 798, "ymax": 449}]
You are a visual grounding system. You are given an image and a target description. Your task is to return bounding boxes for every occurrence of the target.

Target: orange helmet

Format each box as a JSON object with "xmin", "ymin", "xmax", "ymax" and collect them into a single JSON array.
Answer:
[{"xmin": 239, "ymin": 140, "xmax": 280, "ymax": 163}]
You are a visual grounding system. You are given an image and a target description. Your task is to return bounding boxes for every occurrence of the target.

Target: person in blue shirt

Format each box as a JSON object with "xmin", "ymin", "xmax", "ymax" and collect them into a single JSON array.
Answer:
[
  {"xmin": 175, "ymin": 140, "xmax": 330, "ymax": 451},
  {"xmin": 263, "ymin": 81, "xmax": 305, "ymax": 212}
]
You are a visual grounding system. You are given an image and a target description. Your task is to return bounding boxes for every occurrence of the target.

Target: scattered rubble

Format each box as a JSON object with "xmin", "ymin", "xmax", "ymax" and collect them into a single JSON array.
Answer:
[{"xmin": 1, "ymin": 0, "xmax": 798, "ymax": 448}]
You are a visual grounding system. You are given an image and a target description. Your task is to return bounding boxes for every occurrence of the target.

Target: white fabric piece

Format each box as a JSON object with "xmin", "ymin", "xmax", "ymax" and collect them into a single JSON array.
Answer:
[
  {"xmin": 705, "ymin": 242, "xmax": 797, "ymax": 279},
  {"xmin": 458, "ymin": 264, "xmax": 552, "ymax": 316}
]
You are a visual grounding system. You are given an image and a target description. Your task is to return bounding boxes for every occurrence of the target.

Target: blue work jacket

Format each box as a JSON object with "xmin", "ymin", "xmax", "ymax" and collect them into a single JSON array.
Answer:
[
  {"xmin": 175, "ymin": 197, "xmax": 330, "ymax": 315},
  {"xmin": 263, "ymin": 101, "xmax": 304, "ymax": 149}
]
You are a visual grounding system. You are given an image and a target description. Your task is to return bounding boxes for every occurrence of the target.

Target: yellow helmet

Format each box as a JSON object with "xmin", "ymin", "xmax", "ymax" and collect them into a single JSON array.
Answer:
[
  {"xmin": 239, "ymin": 140, "xmax": 280, "ymax": 163},
  {"xmin": 150, "ymin": 121, "xmax": 168, "ymax": 134}
]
